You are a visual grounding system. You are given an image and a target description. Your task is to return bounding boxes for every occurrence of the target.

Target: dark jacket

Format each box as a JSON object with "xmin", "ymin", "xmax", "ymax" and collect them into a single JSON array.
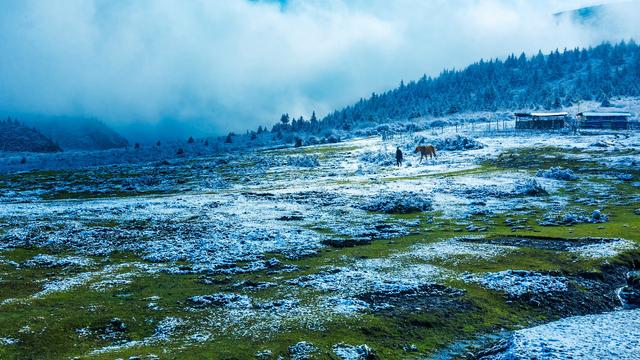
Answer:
[{"xmin": 396, "ymin": 148, "xmax": 403, "ymax": 161}]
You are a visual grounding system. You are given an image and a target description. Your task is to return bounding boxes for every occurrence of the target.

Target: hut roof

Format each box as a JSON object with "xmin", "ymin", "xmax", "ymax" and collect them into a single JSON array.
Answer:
[
  {"xmin": 530, "ymin": 112, "xmax": 568, "ymax": 117},
  {"xmin": 578, "ymin": 112, "xmax": 631, "ymax": 117}
]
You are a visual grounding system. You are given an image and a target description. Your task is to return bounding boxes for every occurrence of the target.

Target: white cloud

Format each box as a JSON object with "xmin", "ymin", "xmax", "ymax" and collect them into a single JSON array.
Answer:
[{"xmin": 0, "ymin": 0, "xmax": 638, "ymax": 138}]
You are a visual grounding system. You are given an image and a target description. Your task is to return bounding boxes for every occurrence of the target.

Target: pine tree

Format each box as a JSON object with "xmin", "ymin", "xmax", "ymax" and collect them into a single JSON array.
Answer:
[{"xmin": 280, "ymin": 113, "xmax": 290, "ymax": 125}]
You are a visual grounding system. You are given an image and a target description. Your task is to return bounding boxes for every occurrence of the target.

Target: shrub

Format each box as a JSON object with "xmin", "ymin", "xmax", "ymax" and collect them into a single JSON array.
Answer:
[
  {"xmin": 360, "ymin": 191, "xmax": 433, "ymax": 214},
  {"xmin": 359, "ymin": 150, "xmax": 395, "ymax": 166},
  {"xmin": 286, "ymin": 155, "xmax": 320, "ymax": 168},
  {"xmin": 536, "ymin": 167, "xmax": 578, "ymax": 181},
  {"xmin": 514, "ymin": 178, "xmax": 547, "ymax": 196}
]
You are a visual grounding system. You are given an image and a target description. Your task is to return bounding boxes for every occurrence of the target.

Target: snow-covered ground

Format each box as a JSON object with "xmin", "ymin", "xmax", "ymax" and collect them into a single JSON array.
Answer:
[
  {"xmin": 1, "ymin": 121, "xmax": 639, "ymax": 358},
  {"xmin": 496, "ymin": 309, "xmax": 640, "ymax": 359}
]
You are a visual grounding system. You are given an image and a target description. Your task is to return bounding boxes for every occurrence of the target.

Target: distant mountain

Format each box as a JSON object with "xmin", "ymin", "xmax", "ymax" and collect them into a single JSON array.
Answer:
[
  {"xmin": 23, "ymin": 116, "xmax": 129, "ymax": 151},
  {"xmin": 0, "ymin": 118, "xmax": 61, "ymax": 153},
  {"xmin": 554, "ymin": 1, "xmax": 639, "ymax": 25}
]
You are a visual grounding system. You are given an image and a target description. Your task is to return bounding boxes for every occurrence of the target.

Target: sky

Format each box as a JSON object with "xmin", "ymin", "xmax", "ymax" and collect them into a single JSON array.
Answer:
[{"xmin": 0, "ymin": 0, "xmax": 638, "ymax": 140}]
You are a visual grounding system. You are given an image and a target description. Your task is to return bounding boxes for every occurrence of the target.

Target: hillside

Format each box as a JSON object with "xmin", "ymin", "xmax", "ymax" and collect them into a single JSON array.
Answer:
[
  {"xmin": 314, "ymin": 40, "xmax": 640, "ymax": 131},
  {"xmin": 23, "ymin": 116, "xmax": 129, "ymax": 151},
  {"xmin": 0, "ymin": 118, "xmax": 61, "ymax": 153}
]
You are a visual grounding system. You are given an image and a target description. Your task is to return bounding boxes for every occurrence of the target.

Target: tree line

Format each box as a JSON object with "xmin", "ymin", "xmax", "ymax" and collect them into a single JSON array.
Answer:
[{"xmin": 258, "ymin": 40, "xmax": 640, "ymax": 136}]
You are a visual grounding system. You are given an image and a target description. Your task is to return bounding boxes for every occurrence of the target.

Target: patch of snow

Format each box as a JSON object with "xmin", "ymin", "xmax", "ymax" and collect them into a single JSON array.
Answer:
[
  {"xmin": 569, "ymin": 238, "xmax": 636, "ymax": 259},
  {"xmin": 498, "ymin": 309, "xmax": 640, "ymax": 360},
  {"xmin": 187, "ymin": 293, "xmax": 252, "ymax": 309},
  {"xmin": 463, "ymin": 270, "xmax": 568, "ymax": 297},
  {"xmin": 333, "ymin": 343, "xmax": 378, "ymax": 360},
  {"xmin": 0, "ymin": 337, "xmax": 18, "ymax": 345},
  {"xmin": 289, "ymin": 258, "xmax": 449, "ymax": 297},
  {"xmin": 152, "ymin": 317, "xmax": 184, "ymax": 341},
  {"xmin": 322, "ymin": 296, "xmax": 370, "ymax": 315},
  {"xmin": 402, "ymin": 238, "xmax": 514, "ymax": 265},
  {"xmin": 188, "ymin": 331, "xmax": 212, "ymax": 343},
  {"xmin": 288, "ymin": 341, "xmax": 317, "ymax": 360},
  {"xmin": 23, "ymin": 254, "xmax": 94, "ymax": 268},
  {"xmin": 359, "ymin": 191, "xmax": 432, "ymax": 214}
]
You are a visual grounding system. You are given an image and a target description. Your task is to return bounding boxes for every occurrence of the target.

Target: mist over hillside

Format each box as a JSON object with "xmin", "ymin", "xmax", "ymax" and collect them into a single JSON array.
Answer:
[
  {"xmin": 22, "ymin": 116, "xmax": 129, "ymax": 151},
  {"xmin": 0, "ymin": 119, "xmax": 61, "ymax": 153}
]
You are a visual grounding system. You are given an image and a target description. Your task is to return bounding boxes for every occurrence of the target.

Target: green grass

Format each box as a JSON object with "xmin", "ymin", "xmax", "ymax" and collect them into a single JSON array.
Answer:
[{"xmin": 2, "ymin": 144, "xmax": 640, "ymax": 359}]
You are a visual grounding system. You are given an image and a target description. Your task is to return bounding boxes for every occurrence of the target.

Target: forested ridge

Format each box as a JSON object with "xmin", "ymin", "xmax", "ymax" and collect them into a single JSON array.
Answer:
[{"xmin": 269, "ymin": 41, "xmax": 640, "ymax": 134}]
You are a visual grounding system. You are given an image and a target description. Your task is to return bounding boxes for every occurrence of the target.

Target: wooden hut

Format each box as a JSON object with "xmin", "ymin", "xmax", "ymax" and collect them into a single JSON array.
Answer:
[
  {"xmin": 515, "ymin": 112, "xmax": 567, "ymax": 130},
  {"xmin": 577, "ymin": 112, "xmax": 632, "ymax": 130}
]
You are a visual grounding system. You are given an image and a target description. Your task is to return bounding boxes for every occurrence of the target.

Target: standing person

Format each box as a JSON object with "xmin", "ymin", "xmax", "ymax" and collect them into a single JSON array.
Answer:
[{"xmin": 396, "ymin": 146, "xmax": 403, "ymax": 167}]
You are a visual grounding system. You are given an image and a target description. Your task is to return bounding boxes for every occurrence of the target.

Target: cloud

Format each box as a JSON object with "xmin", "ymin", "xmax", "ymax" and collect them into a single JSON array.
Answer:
[{"xmin": 0, "ymin": 0, "xmax": 638, "ymax": 139}]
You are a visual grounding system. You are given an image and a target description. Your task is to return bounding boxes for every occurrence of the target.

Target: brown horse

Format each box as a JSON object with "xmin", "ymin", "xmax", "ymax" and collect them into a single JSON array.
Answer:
[{"xmin": 415, "ymin": 145, "xmax": 437, "ymax": 163}]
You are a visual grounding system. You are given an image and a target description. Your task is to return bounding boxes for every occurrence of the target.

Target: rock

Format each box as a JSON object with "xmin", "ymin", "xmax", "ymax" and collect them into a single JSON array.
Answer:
[
  {"xmin": 634, "ymin": 209, "xmax": 640, "ymax": 216},
  {"xmin": 619, "ymin": 271, "xmax": 640, "ymax": 308},
  {"xmin": 619, "ymin": 286, "xmax": 640, "ymax": 308},
  {"xmin": 591, "ymin": 209, "xmax": 608, "ymax": 223}
]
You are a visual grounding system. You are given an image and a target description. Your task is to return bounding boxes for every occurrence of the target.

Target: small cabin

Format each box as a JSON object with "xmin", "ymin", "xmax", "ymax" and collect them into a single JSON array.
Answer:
[
  {"xmin": 577, "ymin": 112, "xmax": 632, "ymax": 130},
  {"xmin": 515, "ymin": 112, "xmax": 567, "ymax": 130}
]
